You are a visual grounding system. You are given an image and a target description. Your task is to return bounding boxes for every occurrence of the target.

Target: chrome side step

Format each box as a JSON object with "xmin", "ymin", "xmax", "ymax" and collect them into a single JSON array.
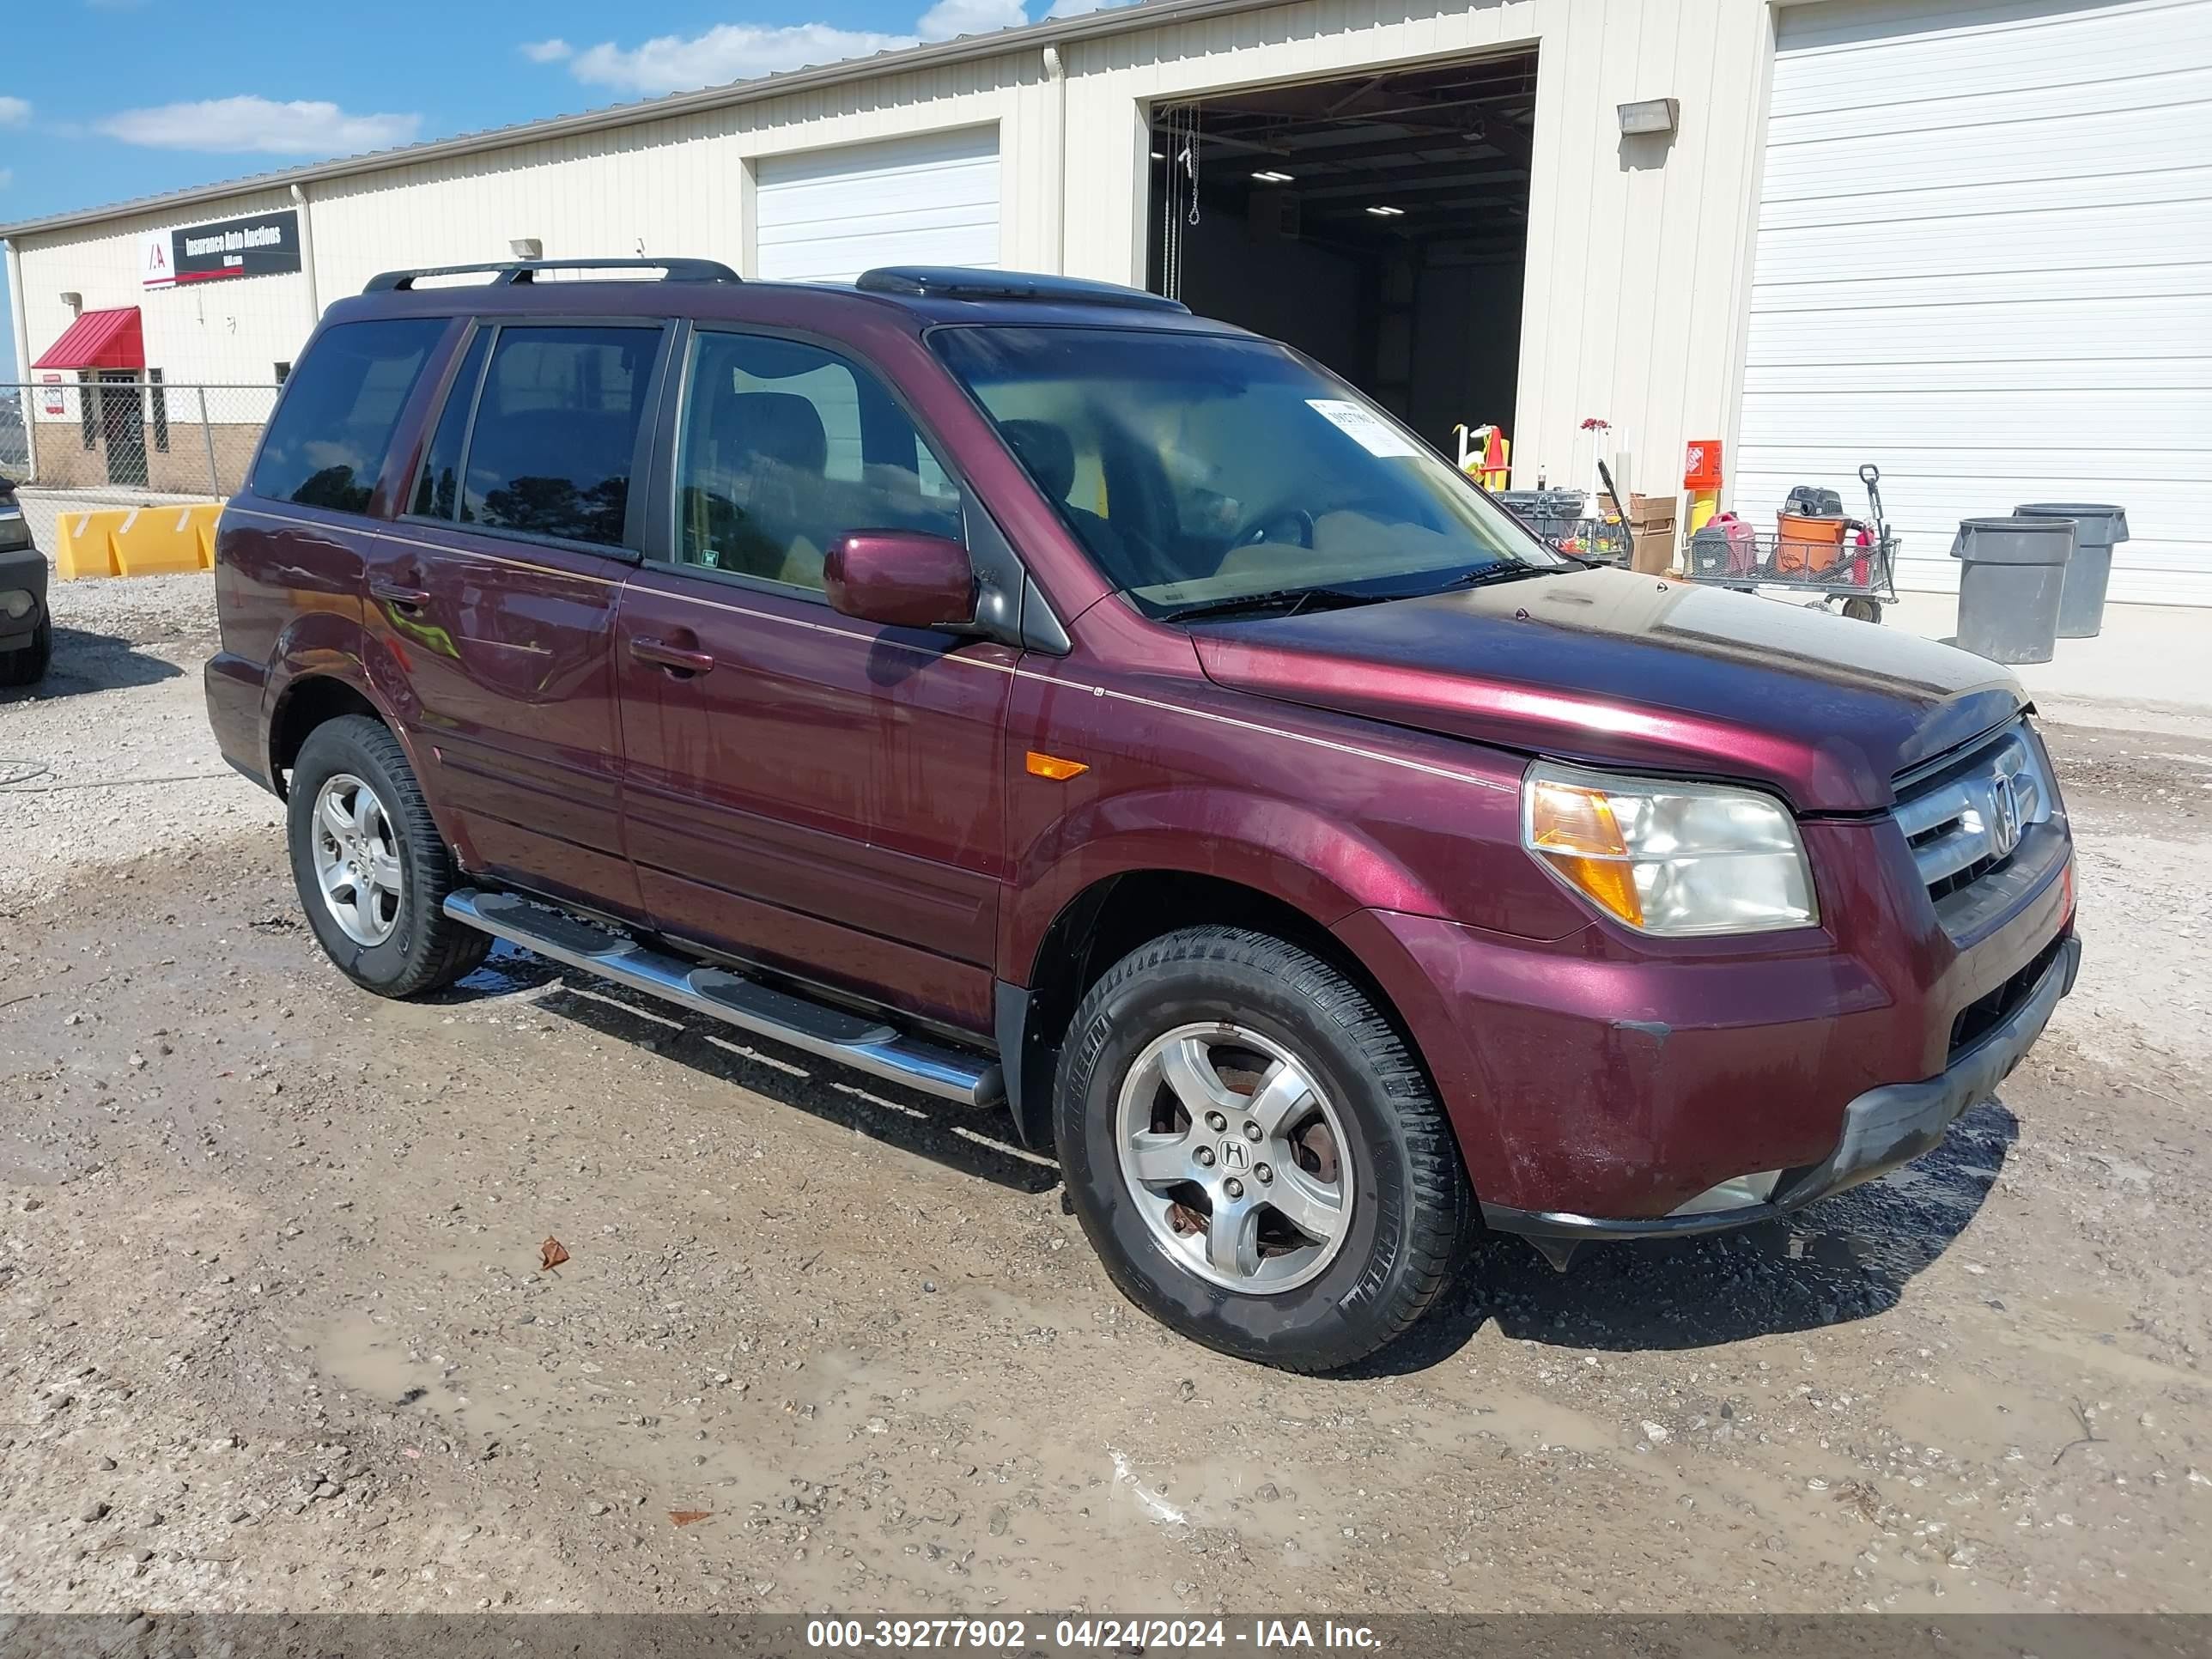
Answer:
[{"xmin": 443, "ymin": 889, "xmax": 1004, "ymax": 1109}]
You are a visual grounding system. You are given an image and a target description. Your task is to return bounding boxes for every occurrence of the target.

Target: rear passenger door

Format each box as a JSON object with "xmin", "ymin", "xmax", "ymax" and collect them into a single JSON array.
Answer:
[
  {"xmin": 369, "ymin": 319, "xmax": 672, "ymax": 918},
  {"xmin": 616, "ymin": 326, "xmax": 1013, "ymax": 1035}
]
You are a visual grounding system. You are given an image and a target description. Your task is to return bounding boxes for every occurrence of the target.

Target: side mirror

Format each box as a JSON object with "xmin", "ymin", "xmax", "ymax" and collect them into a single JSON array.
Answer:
[{"xmin": 824, "ymin": 531, "xmax": 976, "ymax": 630}]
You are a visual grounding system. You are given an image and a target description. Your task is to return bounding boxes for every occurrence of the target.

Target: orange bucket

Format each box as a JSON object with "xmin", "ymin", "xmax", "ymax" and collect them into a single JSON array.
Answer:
[{"xmin": 1775, "ymin": 512, "xmax": 1846, "ymax": 575}]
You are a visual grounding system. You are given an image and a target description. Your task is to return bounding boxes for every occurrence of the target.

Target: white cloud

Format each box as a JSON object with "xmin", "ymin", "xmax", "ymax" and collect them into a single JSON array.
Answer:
[
  {"xmin": 94, "ymin": 97, "xmax": 422, "ymax": 156},
  {"xmin": 520, "ymin": 38, "xmax": 574, "ymax": 64},
  {"xmin": 917, "ymin": 0, "xmax": 1029, "ymax": 37},
  {"xmin": 556, "ymin": 0, "xmax": 1035, "ymax": 97},
  {"xmin": 0, "ymin": 96, "xmax": 30, "ymax": 127},
  {"xmin": 569, "ymin": 23, "xmax": 920, "ymax": 92}
]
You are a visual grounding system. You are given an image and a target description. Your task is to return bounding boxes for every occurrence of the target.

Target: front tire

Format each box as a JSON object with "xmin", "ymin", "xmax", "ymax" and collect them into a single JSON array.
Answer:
[
  {"xmin": 1054, "ymin": 927, "xmax": 1470, "ymax": 1371},
  {"xmin": 287, "ymin": 714, "xmax": 489, "ymax": 998}
]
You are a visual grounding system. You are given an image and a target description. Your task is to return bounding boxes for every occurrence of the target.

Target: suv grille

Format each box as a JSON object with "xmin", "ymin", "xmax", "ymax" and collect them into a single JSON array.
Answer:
[{"xmin": 1893, "ymin": 724, "xmax": 2052, "ymax": 906}]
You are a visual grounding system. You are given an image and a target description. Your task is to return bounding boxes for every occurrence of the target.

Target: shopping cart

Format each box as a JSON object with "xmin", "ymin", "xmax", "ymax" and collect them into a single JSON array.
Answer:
[{"xmin": 1681, "ymin": 465, "xmax": 1901, "ymax": 623}]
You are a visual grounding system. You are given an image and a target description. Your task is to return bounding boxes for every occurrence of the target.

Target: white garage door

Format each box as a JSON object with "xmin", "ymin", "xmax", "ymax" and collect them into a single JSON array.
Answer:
[
  {"xmin": 1738, "ymin": 0, "xmax": 2212, "ymax": 604},
  {"xmin": 754, "ymin": 127, "xmax": 1000, "ymax": 285}
]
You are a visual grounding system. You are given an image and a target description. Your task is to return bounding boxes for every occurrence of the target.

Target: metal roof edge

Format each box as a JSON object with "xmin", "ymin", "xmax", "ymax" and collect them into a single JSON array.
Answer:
[{"xmin": 0, "ymin": 0, "xmax": 1266, "ymax": 245}]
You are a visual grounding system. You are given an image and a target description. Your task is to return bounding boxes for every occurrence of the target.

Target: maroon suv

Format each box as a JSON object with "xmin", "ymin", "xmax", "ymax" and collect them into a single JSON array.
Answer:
[{"xmin": 205, "ymin": 258, "xmax": 2078, "ymax": 1370}]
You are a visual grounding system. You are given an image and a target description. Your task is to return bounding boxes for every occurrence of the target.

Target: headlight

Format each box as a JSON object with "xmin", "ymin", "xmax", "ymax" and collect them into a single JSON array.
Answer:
[
  {"xmin": 0, "ymin": 588, "xmax": 34, "ymax": 620},
  {"xmin": 1522, "ymin": 761, "xmax": 1818, "ymax": 936}
]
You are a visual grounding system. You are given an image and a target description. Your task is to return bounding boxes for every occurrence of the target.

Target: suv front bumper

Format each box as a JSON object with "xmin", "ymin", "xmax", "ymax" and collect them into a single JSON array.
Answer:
[
  {"xmin": 0, "ymin": 544, "xmax": 48, "ymax": 652},
  {"xmin": 1480, "ymin": 931, "xmax": 2078, "ymax": 1261}
]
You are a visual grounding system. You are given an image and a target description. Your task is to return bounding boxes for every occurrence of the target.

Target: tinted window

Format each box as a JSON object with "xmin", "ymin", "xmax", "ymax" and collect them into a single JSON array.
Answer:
[
  {"xmin": 251, "ymin": 319, "xmax": 444, "ymax": 513},
  {"xmin": 674, "ymin": 332, "xmax": 962, "ymax": 592},
  {"xmin": 410, "ymin": 327, "xmax": 489, "ymax": 520},
  {"xmin": 462, "ymin": 325, "xmax": 657, "ymax": 547}
]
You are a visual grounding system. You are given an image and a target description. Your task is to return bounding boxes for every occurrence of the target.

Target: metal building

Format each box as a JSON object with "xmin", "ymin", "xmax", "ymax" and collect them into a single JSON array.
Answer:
[{"xmin": 4, "ymin": 0, "xmax": 2207, "ymax": 603}]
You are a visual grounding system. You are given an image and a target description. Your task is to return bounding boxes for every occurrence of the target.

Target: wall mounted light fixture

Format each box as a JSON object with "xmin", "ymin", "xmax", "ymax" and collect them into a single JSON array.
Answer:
[{"xmin": 1617, "ymin": 98, "xmax": 1680, "ymax": 136}]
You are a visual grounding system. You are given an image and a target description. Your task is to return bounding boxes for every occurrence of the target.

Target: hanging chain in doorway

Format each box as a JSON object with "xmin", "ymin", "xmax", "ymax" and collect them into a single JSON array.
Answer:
[{"xmin": 1158, "ymin": 102, "xmax": 1202, "ymax": 301}]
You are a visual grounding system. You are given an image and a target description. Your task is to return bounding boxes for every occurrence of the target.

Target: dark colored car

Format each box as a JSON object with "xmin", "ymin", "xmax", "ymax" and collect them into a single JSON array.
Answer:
[
  {"xmin": 204, "ymin": 259, "xmax": 2079, "ymax": 1370},
  {"xmin": 0, "ymin": 476, "xmax": 51, "ymax": 686}
]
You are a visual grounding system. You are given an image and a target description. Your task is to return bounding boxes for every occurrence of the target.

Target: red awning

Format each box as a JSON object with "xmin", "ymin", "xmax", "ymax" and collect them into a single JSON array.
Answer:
[{"xmin": 32, "ymin": 307, "xmax": 144, "ymax": 372}]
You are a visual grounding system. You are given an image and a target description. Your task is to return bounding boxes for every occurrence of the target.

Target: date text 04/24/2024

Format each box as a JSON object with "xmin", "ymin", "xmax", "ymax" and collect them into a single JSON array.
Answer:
[{"xmin": 802, "ymin": 1618, "xmax": 1381, "ymax": 1650}]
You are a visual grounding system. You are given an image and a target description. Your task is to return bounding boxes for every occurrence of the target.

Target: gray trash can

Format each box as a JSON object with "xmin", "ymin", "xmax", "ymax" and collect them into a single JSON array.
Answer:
[
  {"xmin": 1950, "ymin": 517, "xmax": 2074, "ymax": 665},
  {"xmin": 2013, "ymin": 501, "xmax": 2129, "ymax": 639}
]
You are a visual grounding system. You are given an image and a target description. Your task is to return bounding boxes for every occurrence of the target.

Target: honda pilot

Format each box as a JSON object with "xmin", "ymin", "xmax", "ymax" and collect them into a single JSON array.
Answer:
[{"xmin": 204, "ymin": 259, "xmax": 2079, "ymax": 1370}]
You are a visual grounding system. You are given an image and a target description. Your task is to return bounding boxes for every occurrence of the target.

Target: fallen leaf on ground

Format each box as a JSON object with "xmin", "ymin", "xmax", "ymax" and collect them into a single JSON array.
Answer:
[
  {"xmin": 669, "ymin": 1510, "xmax": 712, "ymax": 1528},
  {"xmin": 538, "ymin": 1237, "xmax": 569, "ymax": 1272}
]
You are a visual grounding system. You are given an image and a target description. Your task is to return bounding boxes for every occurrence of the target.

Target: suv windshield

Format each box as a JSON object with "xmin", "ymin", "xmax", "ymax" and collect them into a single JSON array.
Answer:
[{"xmin": 933, "ymin": 325, "xmax": 1565, "ymax": 618}]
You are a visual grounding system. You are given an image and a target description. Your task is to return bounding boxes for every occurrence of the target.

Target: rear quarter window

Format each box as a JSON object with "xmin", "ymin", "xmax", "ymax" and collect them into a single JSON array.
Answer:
[{"xmin": 250, "ymin": 318, "xmax": 446, "ymax": 514}]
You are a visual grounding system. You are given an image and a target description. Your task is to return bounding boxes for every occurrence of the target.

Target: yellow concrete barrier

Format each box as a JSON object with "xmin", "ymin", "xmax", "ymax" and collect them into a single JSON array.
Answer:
[
  {"xmin": 185, "ymin": 502, "xmax": 222, "ymax": 568},
  {"xmin": 52, "ymin": 503, "xmax": 219, "ymax": 580},
  {"xmin": 53, "ymin": 508, "xmax": 125, "ymax": 580},
  {"xmin": 112, "ymin": 503, "xmax": 217, "ymax": 578}
]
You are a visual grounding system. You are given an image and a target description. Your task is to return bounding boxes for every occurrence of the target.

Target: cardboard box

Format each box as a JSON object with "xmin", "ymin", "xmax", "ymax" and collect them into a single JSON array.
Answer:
[{"xmin": 1628, "ymin": 492, "xmax": 1679, "ymax": 575}]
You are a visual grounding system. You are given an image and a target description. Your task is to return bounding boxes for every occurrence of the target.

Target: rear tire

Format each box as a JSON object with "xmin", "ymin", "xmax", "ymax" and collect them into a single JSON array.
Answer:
[
  {"xmin": 0, "ymin": 617, "xmax": 51, "ymax": 687},
  {"xmin": 287, "ymin": 714, "xmax": 489, "ymax": 998},
  {"xmin": 1054, "ymin": 927, "xmax": 1470, "ymax": 1372}
]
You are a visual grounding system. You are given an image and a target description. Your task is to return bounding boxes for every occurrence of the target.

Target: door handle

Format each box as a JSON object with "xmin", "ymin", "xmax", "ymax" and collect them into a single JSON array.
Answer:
[
  {"xmin": 629, "ymin": 635, "xmax": 717, "ymax": 677},
  {"xmin": 370, "ymin": 577, "xmax": 431, "ymax": 611}
]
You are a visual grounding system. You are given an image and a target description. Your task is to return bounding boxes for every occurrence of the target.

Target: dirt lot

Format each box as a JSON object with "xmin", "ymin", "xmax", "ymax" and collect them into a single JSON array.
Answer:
[{"xmin": 2, "ymin": 574, "xmax": 2209, "ymax": 1618}]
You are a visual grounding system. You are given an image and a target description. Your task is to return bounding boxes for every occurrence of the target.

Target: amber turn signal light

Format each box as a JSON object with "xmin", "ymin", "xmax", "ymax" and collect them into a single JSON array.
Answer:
[{"xmin": 1025, "ymin": 751, "xmax": 1089, "ymax": 781}]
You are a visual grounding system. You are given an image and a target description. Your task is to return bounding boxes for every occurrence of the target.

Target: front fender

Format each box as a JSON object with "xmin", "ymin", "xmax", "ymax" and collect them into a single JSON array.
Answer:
[{"xmin": 1000, "ymin": 784, "xmax": 1453, "ymax": 985}]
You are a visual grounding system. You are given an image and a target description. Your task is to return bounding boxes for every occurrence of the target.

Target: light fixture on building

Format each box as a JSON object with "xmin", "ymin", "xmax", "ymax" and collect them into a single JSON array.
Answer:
[
  {"xmin": 59, "ymin": 290, "xmax": 82, "ymax": 313},
  {"xmin": 1617, "ymin": 97, "xmax": 1680, "ymax": 136},
  {"xmin": 508, "ymin": 237, "xmax": 544, "ymax": 259},
  {"xmin": 1250, "ymin": 168, "xmax": 1294, "ymax": 184},
  {"xmin": 1365, "ymin": 204, "xmax": 1406, "ymax": 217},
  {"xmin": 1150, "ymin": 150, "xmax": 1166, "ymax": 161}
]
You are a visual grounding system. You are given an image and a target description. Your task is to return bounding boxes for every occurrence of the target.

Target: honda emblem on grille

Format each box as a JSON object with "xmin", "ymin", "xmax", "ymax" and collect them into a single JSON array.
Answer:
[{"xmin": 1987, "ymin": 774, "xmax": 2021, "ymax": 858}]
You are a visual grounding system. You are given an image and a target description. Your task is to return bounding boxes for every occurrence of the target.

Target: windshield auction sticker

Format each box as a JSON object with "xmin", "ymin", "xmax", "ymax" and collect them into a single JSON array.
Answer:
[{"xmin": 1305, "ymin": 398, "xmax": 1419, "ymax": 458}]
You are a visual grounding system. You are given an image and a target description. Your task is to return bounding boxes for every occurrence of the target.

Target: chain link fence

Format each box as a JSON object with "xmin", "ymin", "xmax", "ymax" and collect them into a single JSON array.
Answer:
[{"xmin": 0, "ymin": 380, "xmax": 282, "ymax": 554}]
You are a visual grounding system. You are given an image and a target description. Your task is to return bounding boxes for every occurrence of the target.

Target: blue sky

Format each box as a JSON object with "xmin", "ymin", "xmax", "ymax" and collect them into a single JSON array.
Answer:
[{"xmin": 0, "ymin": 0, "xmax": 1112, "ymax": 377}]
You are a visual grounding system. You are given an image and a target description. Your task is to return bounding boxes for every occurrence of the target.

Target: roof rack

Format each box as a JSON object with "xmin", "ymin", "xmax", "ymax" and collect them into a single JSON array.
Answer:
[
  {"xmin": 854, "ymin": 266, "xmax": 1189, "ymax": 313},
  {"xmin": 362, "ymin": 257, "xmax": 741, "ymax": 294}
]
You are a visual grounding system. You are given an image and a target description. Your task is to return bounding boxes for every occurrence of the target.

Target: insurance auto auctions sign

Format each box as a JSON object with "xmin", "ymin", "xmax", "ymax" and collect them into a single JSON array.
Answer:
[{"xmin": 142, "ymin": 209, "xmax": 301, "ymax": 288}]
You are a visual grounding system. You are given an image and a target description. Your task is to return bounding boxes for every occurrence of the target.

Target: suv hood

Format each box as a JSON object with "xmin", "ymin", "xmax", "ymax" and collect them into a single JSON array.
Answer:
[{"xmin": 1190, "ymin": 568, "xmax": 2023, "ymax": 812}]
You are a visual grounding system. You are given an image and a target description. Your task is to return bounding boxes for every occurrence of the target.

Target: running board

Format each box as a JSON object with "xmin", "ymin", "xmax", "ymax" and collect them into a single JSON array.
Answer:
[{"xmin": 442, "ymin": 889, "xmax": 1004, "ymax": 1109}]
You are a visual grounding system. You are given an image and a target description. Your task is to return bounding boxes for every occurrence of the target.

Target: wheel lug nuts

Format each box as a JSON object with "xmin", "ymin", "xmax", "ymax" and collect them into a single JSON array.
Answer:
[
  {"xmin": 1224, "ymin": 1177, "xmax": 1244, "ymax": 1200},
  {"xmin": 1255, "ymin": 1163, "xmax": 1273, "ymax": 1183},
  {"xmin": 1194, "ymin": 1147, "xmax": 1216, "ymax": 1167},
  {"xmin": 1205, "ymin": 1111, "xmax": 1226, "ymax": 1132},
  {"xmin": 1242, "ymin": 1121, "xmax": 1261, "ymax": 1142}
]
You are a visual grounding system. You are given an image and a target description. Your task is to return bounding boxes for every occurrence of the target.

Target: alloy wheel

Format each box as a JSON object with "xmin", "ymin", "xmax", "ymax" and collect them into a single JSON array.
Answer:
[
  {"xmin": 310, "ymin": 772, "xmax": 403, "ymax": 947},
  {"xmin": 1114, "ymin": 1021, "xmax": 1354, "ymax": 1293}
]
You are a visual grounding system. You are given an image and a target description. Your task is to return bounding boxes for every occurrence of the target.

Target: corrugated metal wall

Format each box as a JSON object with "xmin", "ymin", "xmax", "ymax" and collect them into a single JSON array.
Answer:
[{"xmin": 12, "ymin": 0, "xmax": 1772, "ymax": 507}]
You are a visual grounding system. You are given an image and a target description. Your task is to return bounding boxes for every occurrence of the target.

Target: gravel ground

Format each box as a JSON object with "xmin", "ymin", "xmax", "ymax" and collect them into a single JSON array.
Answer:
[
  {"xmin": 2, "ymin": 573, "xmax": 2209, "ymax": 1617},
  {"xmin": 0, "ymin": 571, "xmax": 279, "ymax": 902}
]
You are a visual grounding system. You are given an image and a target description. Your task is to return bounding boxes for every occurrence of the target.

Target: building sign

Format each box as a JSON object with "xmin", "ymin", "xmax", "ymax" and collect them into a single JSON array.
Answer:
[
  {"xmin": 143, "ymin": 209, "xmax": 301, "ymax": 289},
  {"xmin": 41, "ymin": 373, "xmax": 65, "ymax": 415},
  {"xmin": 140, "ymin": 230, "xmax": 174, "ymax": 289}
]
